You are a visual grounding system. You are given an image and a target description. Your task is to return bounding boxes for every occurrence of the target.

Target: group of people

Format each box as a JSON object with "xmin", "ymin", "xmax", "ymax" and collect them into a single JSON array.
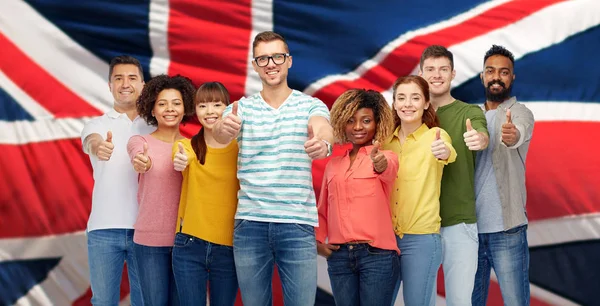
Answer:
[{"xmin": 81, "ymin": 30, "xmax": 534, "ymax": 306}]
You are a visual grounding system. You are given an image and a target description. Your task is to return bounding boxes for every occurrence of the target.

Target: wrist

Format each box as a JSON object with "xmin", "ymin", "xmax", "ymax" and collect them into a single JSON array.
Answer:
[{"xmin": 322, "ymin": 140, "xmax": 333, "ymax": 157}]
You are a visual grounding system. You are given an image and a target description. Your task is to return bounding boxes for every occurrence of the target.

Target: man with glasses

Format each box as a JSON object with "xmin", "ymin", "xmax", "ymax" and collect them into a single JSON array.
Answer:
[{"xmin": 214, "ymin": 31, "xmax": 334, "ymax": 305}]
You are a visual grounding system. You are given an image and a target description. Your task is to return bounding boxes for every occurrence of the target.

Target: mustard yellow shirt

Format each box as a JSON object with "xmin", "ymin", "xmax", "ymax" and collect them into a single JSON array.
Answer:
[
  {"xmin": 173, "ymin": 138, "xmax": 239, "ymax": 246},
  {"xmin": 383, "ymin": 124, "xmax": 457, "ymax": 237}
]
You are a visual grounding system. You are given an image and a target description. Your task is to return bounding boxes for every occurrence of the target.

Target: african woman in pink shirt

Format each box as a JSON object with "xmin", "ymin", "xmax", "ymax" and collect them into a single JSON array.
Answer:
[
  {"xmin": 127, "ymin": 74, "xmax": 195, "ymax": 306},
  {"xmin": 316, "ymin": 89, "xmax": 399, "ymax": 306}
]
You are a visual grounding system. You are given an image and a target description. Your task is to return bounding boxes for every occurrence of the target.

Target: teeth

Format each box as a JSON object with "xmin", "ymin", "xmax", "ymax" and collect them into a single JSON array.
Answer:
[{"xmin": 267, "ymin": 71, "xmax": 278, "ymax": 75}]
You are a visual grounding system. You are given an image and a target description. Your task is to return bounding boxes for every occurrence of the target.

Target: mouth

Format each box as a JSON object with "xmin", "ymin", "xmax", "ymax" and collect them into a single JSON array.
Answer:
[
  {"xmin": 162, "ymin": 115, "xmax": 179, "ymax": 121},
  {"xmin": 203, "ymin": 117, "xmax": 218, "ymax": 124},
  {"xmin": 401, "ymin": 110, "xmax": 416, "ymax": 116},
  {"xmin": 430, "ymin": 81, "xmax": 444, "ymax": 87},
  {"xmin": 352, "ymin": 133, "xmax": 367, "ymax": 139},
  {"xmin": 266, "ymin": 70, "xmax": 279, "ymax": 76}
]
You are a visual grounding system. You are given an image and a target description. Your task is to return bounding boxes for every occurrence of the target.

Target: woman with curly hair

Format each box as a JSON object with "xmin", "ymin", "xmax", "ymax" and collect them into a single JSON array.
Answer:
[
  {"xmin": 170, "ymin": 82, "xmax": 240, "ymax": 306},
  {"xmin": 315, "ymin": 89, "xmax": 400, "ymax": 306},
  {"xmin": 385, "ymin": 75, "xmax": 456, "ymax": 306},
  {"xmin": 126, "ymin": 74, "xmax": 195, "ymax": 305}
]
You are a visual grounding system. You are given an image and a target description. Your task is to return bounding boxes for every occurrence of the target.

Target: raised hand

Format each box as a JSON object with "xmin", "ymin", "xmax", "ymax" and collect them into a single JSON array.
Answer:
[
  {"xmin": 221, "ymin": 101, "xmax": 242, "ymax": 140},
  {"xmin": 133, "ymin": 142, "xmax": 151, "ymax": 173},
  {"xmin": 304, "ymin": 125, "xmax": 328, "ymax": 160},
  {"xmin": 173, "ymin": 142, "xmax": 189, "ymax": 171},
  {"xmin": 463, "ymin": 118, "xmax": 485, "ymax": 151},
  {"xmin": 501, "ymin": 109, "xmax": 518, "ymax": 146},
  {"xmin": 96, "ymin": 131, "xmax": 115, "ymax": 161},
  {"xmin": 431, "ymin": 128, "xmax": 451, "ymax": 160},
  {"xmin": 370, "ymin": 141, "xmax": 387, "ymax": 173}
]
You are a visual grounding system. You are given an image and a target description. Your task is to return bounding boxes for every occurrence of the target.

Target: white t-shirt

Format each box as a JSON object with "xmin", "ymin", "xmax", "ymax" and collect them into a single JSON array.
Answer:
[{"xmin": 81, "ymin": 108, "xmax": 155, "ymax": 232}]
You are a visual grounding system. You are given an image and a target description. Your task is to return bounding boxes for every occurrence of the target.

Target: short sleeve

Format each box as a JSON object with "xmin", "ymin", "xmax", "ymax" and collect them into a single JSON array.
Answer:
[
  {"xmin": 467, "ymin": 105, "xmax": 488, "ymax": 136},
  {"xmin": 81, "ymin": 117, "xmax": 105, "ymax": 154},
  {"xmin": 222, "ymin": 98, "xmax": 245, "ymax": 122},
  {"xmin": 308, "ymin": 98, "xmax": 330, "ymax": 121}
]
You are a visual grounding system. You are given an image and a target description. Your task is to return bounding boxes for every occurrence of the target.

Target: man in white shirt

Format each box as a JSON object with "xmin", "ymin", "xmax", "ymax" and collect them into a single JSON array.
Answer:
[{"xmin": 81, "ymin": 55, "xmax": 155, "ymax": 306}]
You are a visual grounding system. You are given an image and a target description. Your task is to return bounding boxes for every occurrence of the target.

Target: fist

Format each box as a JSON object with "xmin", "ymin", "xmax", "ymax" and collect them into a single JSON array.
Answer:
[
  {"xmin": 221, "ymin": 101, "xmax": 242, "ymax": 139},
  {"xmin": 97, "ymin": 131, "xmax": 114, "ymax": 161},
  {"xmin": 173, "ymin": 143, "xmax": 189, "ymax": 171},
  {"xmin": 370, "ymin": 141, "xmax": 388, "ymax": 173},
  {"xmin": 431, "ymin": 128, "xmax": 450, "ymax": 160},
  {"xmin": 501, "ymin": 109, "xmax": 518, "ymax": 146},
  {"xmin": 304, "ymin": 125, "xmax": 328, "ymax": 160},
  {"xmin": 463, "ymin": 118, "xmax": 485, "ymax": 151},
  {"xmin": 133, "ymin": 142, "xmax": 150, "ymax": 173}
]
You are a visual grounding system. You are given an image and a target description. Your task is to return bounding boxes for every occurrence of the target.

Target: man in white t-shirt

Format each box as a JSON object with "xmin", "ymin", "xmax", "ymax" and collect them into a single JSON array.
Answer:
[
  {"xmin": 215, "ymin": 31, "xmax": 334, "ymax": 305},
  {"xmin": 81, "ymin": 55, "xmax": 155, "ymax": 306}
]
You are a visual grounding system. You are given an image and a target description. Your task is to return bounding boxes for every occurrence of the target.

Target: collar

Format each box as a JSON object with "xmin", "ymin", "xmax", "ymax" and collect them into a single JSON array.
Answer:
[
  {"xmin": 483, "ymin": 96, "xmax": 517, "ymax": 112},
  {"xmin": 392, "ymin": 123, "xmax": 429, "ymax": 141},
  {"xmin": 107, "ymin": 108, "xmax": 122, "ymax": 119}
]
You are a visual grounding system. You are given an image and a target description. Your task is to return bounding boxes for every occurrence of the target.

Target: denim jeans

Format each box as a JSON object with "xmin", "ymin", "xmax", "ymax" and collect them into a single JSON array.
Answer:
[
  {"xmin": 327, "ymin": 244, "xmax": 399, "ymax": 306},
  {"xmin": 233, "ymin": 220, "xmax": 317, "ymax": 306},
  {"xmin": 172, "ymin": 232, "xmax": 238, "ymax": 306},
  {"xmin": 391, "ymin": 234, "xmax": 441, "ymax": 306},
  {"xmin": 440, "ymin": 222, "xmax": 479, "ymax": 306},
  {"xmin": 133, "ymin": 243, "xmax": 179, "ymax": 306},
  {"xmin": 472, "ymin": 224, "xmax": 530, "ymax": 306},
  {"xmin": 87, "ymin": 229, "xmax": 142, "ymax": 306}
]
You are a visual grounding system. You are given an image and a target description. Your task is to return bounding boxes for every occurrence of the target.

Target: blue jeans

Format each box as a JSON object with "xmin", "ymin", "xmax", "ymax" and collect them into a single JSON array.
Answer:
[
  {"xmin": 391, "ymin": 234, "xmax": 441, "ymax": 306},
  {"xmin": 327, "ymin": 244, "xmax": 399, "ymax": 306},
  {"xmin": 87, "ymin": 229, "xmax": 142, "ymax": 306},
  {"xmin": 172, "ymin": 232, "xmax": 238, "ymax": 306},
  {"xmin": 440, "ymin": 222, "xmax": 479, "ymax": 306},
  {"xmin": 233, "ymin": 220, "xmax": 317, "ymax": 306},
  {"xmin": 472, "ymin": 225, "xmax": 530, "ymax": 306},
  {"xmin": 133, "ymin": 243, "xmax": 179, "ymax": 306}
]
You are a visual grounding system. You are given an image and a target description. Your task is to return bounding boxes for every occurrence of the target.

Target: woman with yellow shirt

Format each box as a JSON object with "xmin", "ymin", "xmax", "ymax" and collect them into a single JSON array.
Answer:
[
  {"xmin": 170, "ymin": 82, "xmax": 239, "ymax": 306},
  {"xmin": 385, "ymin": 76, "xmax": 457, "ymax": 306}
]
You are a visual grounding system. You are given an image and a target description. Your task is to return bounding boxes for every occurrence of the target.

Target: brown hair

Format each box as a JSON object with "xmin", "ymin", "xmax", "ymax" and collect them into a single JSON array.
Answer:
[
  {"xmin": 191, "ymin": 82, "xmax": 231, "ymax": 165},
  {"xmin": 391, "ymin": 75, "xmax": 440, "ymax": 129},
  {"xmin": 330, "ymin": 89, "xmax": 394, "ymax": 144},
  {"xmin": 252, "ymin": 31, "xmax": 289, "ymax": 57},
  {"xmin": 419, "ymin": 45, "xmax": 454, "ymax": 71}
]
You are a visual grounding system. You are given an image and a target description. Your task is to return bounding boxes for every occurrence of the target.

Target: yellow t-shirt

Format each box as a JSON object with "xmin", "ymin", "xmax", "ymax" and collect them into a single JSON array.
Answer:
[
  {"xmin": 383, "ymin": 124, "xmax": 456, "ymax": 237},
  {"xmin": 172, "ymin": 138, "xmax": 239, "ymax": 246}
]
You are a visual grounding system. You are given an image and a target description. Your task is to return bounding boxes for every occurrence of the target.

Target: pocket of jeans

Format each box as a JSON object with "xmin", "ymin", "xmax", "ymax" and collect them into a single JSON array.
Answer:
[
  {"xmin": 173, "ymin": 233, "xmax": 193, "ymax": 247},
  {"xmin": 504, "ymin": 225, "xmax": 525, "ymax": 236},
  {"xmin": 462, "ymin": 223, "xmax": 479, "ymax": 243},
  {"xmin": 366, "ymin": 246, "xmax": 395, "ymax": 256},
  {"xmin": 233, "ymin": 219, "xmax": 247, "ymax": 231},
  {"xmin": 293, "ymin": 223, "xmax": 315, "ymax": 235}
]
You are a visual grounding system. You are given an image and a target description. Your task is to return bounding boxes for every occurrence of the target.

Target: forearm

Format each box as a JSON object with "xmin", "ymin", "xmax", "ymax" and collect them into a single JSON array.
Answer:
[
  {"xmin": 309, "ymin": 116, "xmax": 334, "ymax": 143},
  {"xmin": 213, "ymin": 120, "xmax": 234, "ymax": 144},
  {"xmin": 84, "ymin": 134, "xmax": 103, "ymax": 155},
  {"xmin": 479, "ymin": 131, "xmax": 489, "ymax": 150}
]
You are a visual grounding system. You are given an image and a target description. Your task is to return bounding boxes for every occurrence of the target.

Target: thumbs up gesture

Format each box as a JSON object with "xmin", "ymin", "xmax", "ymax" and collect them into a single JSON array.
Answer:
[
  {"xmin": 501, "ymin": 109, "xmax": 518, "ymax": 146},
  {"xmin": 96, "ymin": 131, "xmax": 115, "ymax": 161},
  {"xmin": 221, "ymin": 101, "xmax": 242, "ymax": 140},
  {"xmin": 304, "ymin": 125, "xmax": 328, "ymax": 160},
  {"xmin": 463, "ymin": 118, "xmax": 485, "ymax": 151},
  {"xmin": 370, "ymin": 141, "xmax": 388, "ymax": 173},
  {"xmin": 431, "ymin": 128, "xmax": 451, "ymax": 160},
  {"xmin": 133, "ymin": 142, "xmax": 151, "ymax": 173},
  {"xmin": 173, "ymin": 142, "xmax": 189, "ymax": 171}
]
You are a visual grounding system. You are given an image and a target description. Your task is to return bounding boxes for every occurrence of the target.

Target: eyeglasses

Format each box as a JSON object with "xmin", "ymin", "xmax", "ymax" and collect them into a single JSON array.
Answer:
[{"xmin": 253, "ymin": 53, "xmax": 290, "ymax": 67}]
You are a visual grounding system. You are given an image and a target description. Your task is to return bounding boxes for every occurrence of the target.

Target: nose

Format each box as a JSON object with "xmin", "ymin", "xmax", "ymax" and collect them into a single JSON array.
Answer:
[
  {"xmin": 353, "ymin": 120, "xmax": 362, "ymax": 130},
  {"xmin": 266, "ymin": 57, "xmax": 277, "ymax": 68},
  {"xmin": 122, "ymin": 77, "xmax": 131, "ymax": 87},
  {"xmin": 206, "ymin": 104, "xmax": 215, "ymax": 114}
]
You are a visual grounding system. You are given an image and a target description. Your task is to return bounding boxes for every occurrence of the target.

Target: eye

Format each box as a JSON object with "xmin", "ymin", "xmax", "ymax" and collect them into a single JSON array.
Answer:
[
  {"xmin": 274, "ymin": 54, "xmax": 284, "ymax": 60},
  {"xmin": 197, "ymin": 104, "xmax": 206, "ymax": 108},
  {"xmin": 441, "ymin": 68, "xmax": 449, "ymax": 72},
  {"xmin": 501, "ymin": 71, "xmax": 510, "ymax": 76},
  {"xmin": 363, "ymin": 119, "xmax": 371, "ymax": 124}
]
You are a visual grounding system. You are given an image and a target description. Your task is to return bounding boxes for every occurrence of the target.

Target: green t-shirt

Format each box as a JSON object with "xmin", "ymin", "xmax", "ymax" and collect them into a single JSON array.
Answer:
[{"xmin": 437, "ymin": 100, "xmax": 488, "ymax": 227}]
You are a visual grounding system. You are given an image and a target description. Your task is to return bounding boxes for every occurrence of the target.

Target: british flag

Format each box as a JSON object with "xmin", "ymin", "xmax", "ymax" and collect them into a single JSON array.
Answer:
[{"xmin": 1, "ymin": 0, "xmax": 599, "ymax": 305}]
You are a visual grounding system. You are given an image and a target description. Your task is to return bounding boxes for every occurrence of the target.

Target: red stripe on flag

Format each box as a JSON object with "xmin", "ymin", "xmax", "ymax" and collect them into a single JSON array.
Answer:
[
  {"xmin": 167, "ymin": 0, "xmax": 252, "ymax": 101},
  {"xmin": 0, "ymin": 139, "xmax": 91, "ymax": 238},
  {"xmin": 526, "ymin": 121, "xmax": 600, "ymax": 220},
  {"xmin": 0, "ymin": 33, "xmax": 102, "ymax": 118},
  {"xmin": 312, "ymin": 0, "xmax": 565, "ymax": 106}
]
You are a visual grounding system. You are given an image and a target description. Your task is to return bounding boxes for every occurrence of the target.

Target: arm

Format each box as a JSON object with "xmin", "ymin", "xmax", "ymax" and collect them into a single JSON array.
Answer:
[
  {"xmin": 127, "ymin": 136, "xmax": 151, "ymax": 173},
  {"xmin": 316, "ymin": 163, "xmax": 340, "ymax": 257},
  {"xmin": 308, "ymin": 116, "xmax": 334, "ymax": 145},
  {"xmin": 464, "ymin": 105, "xmax": 490, "ymax": 151},
  {"xmin": 438, "ymin": 129, "xmax": 457, "ymax": 164},
  {"xmin": 374, "ymin": 150, "xmax": 399, "ymax": 183},
  {"xmin": 214, "ymin": 102, "xmax": 242, "ymax": 144}
]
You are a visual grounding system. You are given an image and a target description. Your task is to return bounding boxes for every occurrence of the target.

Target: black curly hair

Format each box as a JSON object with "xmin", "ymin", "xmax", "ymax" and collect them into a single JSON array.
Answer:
[
  {"xmin": 484, "ymin": 45, "xmax": 515, "ymax": 67},
  {"xmin": 136, "ymin": 74, "xmax": 196, "ymax": 126}
]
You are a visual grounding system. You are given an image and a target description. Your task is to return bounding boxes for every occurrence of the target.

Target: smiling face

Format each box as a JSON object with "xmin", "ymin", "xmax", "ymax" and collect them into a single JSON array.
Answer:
[
  {"xmin": 109, "ymin": 64, "xmax": 144, "ymax": 111},
  {"xmin": 152, "ymin": 89, "xmax": 185, "ymax": 129},
  {"xmin": 481, "ymin": 55, "xmax": 515, "ymax": 102},
  {"xmin": 196, "ymin": 101, "xmax": 227, "ymax": 130},
  {"xmin": 393, "ymin": 82, "xmax": 430, "ymax": 125},
  {"xmin": 252, "ymin": 40, "xmax": 292, "ymax": 88},
  {"xmin": 345, "ymin": 107, "xmax": 377, "ymax": 146},
  {"xmin": 420, "ymin": 56, "xmax": 455, "ymax": 97}
]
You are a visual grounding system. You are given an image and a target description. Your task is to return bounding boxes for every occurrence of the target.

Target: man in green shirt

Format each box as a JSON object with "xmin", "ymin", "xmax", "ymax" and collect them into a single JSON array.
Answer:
[{"xmin": 419, "ymin": 45, "xmax": 489, "ymax": 306}]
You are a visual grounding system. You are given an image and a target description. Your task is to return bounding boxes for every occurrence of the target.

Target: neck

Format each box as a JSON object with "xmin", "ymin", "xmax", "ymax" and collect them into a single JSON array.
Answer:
[
  {"xmin": 350, "ymin": 143, "xmax": 368, "ymax": 157},
  {"xmin": 114, "ymin": 105, "xmax": 138, "ymax": 121},
  {"xmin": 203, "ymin": 127, "xmax": 226, "ymax": 147},
  {"xmin": 429, "ymin": 92, "xmax": 454, "ymax": 110},
  {"xmin": 261, "ymin": 83, "xmax": 293, "ymax": 108},
  {"xmin": 152, "ymin": 125, "xmax": 181, "ymax": 142},
  {"xmin": 400, "ymin": 121, "xmax": 422, "ymax": 137}
]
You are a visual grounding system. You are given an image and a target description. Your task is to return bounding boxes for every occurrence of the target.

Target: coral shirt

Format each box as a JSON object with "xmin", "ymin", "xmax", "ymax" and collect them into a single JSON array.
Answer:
[{"xmin": 316, "ymin": 145, "xmax": 400, "ymax": 253}]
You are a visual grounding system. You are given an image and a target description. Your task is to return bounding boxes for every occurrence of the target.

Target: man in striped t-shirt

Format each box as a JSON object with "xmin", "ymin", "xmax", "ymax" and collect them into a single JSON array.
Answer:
[{"xmin": 215, "ymin": 31, "xmax": 334, "ymax": 305}]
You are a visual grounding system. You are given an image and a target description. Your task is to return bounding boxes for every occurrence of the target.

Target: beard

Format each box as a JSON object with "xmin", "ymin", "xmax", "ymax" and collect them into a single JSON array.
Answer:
[{"xmin": 485, "ymin": 80, "xmax": 511, "ymax": 102}]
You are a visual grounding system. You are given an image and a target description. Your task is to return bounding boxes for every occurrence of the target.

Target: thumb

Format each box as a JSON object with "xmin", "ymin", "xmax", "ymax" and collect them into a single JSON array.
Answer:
[
  {"xmin": 435, "ymin": 128, "xmax": 441, "ymax": 140},
  {"xmin": 106, "ymin": 131, "xmax": 113, "ymax": 143},
  {"xmin": 231, "ymin": 101, "xmax": 238, "ymax": 116},
  {"xmin": 307, "ymin": 125, "xmax": 314, "ymax": 139},
  {"xmin": 178, "ymin": 142, "xmax": 185, "ymax": 154},
  {"xmin": 466, "ymin": 118, "xmax": 473, "ymax": 132},
  {"xmin": 506, "ymin": 109, "xmax": 512, "ymax": 124},
  {"xmin": 143, "ymin": 142, "xmax": 148, "ymax": 157},
  {"xmin": 371, "ymin": 141, "xmax": 381, "ymax": 156}
]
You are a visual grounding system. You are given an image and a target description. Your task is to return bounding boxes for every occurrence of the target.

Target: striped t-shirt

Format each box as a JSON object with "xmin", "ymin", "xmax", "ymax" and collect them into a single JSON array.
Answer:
[{"xmin": 222, "ymin": 90, "xmax": 330, "ymax": 226}]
